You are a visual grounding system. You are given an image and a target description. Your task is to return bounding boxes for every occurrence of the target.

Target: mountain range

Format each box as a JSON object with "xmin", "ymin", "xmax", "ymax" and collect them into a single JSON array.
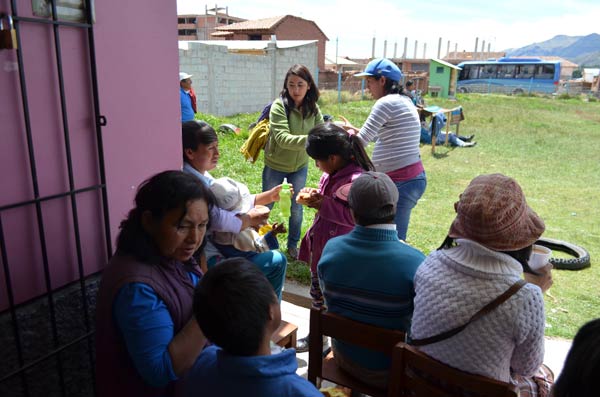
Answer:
[{"xmin": 505, "ymin": 33, "xmax": 600, "ymax": 67}]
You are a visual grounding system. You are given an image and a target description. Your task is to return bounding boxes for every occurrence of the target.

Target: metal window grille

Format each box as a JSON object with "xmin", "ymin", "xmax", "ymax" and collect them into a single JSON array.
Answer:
[{"xmin": 0, "ymin": 1, "xmax": 110, "ymax": 396}]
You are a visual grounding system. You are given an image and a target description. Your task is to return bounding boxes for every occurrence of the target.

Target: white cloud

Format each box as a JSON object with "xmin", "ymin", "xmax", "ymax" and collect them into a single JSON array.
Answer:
[{"xmin": 177, "ymin": 0, "xmax": 599, "ymax": 58}]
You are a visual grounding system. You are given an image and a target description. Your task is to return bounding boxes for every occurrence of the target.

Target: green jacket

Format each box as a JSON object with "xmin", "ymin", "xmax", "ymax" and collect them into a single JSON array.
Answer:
[{"xmin": 264, "ymin": 98, "xmax": 323, "ymax": 173}]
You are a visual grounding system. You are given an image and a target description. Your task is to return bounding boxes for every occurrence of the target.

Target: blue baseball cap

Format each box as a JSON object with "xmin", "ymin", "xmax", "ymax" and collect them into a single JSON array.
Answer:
[{"xmin": 355, "ymin": 58, "xmax": 402, "ymax": 82}]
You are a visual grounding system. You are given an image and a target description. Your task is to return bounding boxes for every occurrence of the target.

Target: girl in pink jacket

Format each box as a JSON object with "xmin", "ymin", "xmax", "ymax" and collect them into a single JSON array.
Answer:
[{"xmin": 298, "ymin": 123, "xmax": 374, "ymax": 309}]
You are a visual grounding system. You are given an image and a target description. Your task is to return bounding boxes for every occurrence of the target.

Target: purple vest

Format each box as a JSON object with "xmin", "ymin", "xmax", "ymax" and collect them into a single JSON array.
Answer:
[{"xmin": 95, "ymin": 254, "xmax": 201, "ymax": 397}]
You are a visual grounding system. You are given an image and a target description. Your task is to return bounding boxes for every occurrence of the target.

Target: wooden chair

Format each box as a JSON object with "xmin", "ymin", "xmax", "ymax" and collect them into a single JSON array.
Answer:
[
  {"xmin": 271, "ymin": 319, "xmax": 298, "ymax": 349},
  {"xmin": 389, "ymin": 342, "xmax": 519, "ymax": 397},
  {"xmin": 307, "ymin": 307, "xmax": 406, "ymax": 397}
]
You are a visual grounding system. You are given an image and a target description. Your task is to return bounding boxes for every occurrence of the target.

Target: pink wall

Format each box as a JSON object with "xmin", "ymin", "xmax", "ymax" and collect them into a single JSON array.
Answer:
[
  {"xmin": 94, "ymin": 0, "xmax": 182, "ymax": 241},
  {"xmin": 0, "ymin": 0, "xmax": 181, "ymax": 308}
]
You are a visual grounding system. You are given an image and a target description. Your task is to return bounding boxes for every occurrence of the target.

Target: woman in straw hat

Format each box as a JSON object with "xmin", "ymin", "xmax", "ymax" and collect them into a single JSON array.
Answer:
[{"xmin": 410, "ymin": 173, "xmax": 554, "ymax": 396}]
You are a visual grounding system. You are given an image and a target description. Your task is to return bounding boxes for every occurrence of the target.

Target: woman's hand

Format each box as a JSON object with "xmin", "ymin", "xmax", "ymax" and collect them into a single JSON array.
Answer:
[
  {"xmin": 297, "ymin": 188, "xmax": 323, "ymax": 210},
  {"xmin": 255, "ymin": 184, "xmax": 294, "ymax": 206},
  {"xmin": 239, "ymin": 207, "xmax": 270, "ymax": 230},
  {"xmin": 524, "ymin": 264, "xmax": 553, "ymax": 293},
  {"xmin": 337, "ymin": 115, "xmax": 358, "ymax": 132}
]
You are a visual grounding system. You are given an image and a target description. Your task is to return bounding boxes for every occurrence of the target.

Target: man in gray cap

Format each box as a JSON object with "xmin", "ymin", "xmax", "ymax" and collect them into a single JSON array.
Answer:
[
  {"xmin": 317, "ymin": 171, "xmax": 425, "ymax": 389},
  {"xmin": 180, "ymin": 72, "xmax": 197, "ymax": 122}
]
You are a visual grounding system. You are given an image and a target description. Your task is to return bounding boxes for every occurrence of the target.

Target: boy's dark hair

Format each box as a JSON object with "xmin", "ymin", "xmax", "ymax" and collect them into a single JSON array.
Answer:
[
  {"xmin": 552, "ymin": 318, "xmax": 600, "ymax": 397},
  {"xmin": 352, "ymin": 212, "xmax": 396, "ymax": 227},
  {"xmin": 193, "ymin": 258, "xmax": 277, "ymax": 356},
  {"xmin": 115, "ymin": 170, "xmax": 215, "ymax": 264},
  {"xmin": 306, "ymin": 123, "xmax": 374, "ymax": 172}
]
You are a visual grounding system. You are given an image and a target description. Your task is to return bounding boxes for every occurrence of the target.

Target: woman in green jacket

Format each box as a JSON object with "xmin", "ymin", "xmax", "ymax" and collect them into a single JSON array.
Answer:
[{"xmin": 262, "ymin": 64, "xmax": 323, "ymax": 259}]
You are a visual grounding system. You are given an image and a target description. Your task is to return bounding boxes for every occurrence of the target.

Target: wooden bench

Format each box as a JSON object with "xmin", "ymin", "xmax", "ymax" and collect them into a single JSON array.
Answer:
[{"xmin": 271, "ymin": 319, "xmax": 298, "ymax": 349}]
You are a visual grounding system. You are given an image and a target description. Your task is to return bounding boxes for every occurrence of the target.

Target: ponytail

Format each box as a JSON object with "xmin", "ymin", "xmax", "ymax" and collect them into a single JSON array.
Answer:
[
  {"xmin": 348, "ymin": 134, "xmax": 374, "ymax": 171},
  {"xmin": 306, "ymin": 123, "xmax": 374, "ymax": 172}
]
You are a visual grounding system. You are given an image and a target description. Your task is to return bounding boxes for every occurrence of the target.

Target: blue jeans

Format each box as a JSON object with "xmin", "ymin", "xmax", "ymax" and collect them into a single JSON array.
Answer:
[
  {"xmin": 394, "ymin": 171, "xmax": 427, "ymax": 241},
  {"xmin": 249, "ymin": 250, "xmax": 287, "ymax": 302},
  {"xmin": 262, "ymin": 165, "xmax": 308, "ymax": 249},
  {"xmin": 208, "ymin": 246, "xmax": 287, "ymax": 302}
]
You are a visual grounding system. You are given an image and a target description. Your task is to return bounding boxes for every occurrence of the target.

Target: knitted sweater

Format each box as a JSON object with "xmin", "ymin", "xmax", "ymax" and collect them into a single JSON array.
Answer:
[
  {"xmin": 357, "ymin": 94, "xmax": 421, "ymax": 173},
  {"xmin": 410, "ymin": 239, "xmax": 545, "ymax": 383}
]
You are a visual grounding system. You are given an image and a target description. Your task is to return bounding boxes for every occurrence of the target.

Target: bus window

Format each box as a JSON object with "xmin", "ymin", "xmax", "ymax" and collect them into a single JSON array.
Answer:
[
  {"xmin": 534, "ymin": 64, "xmax": 555, "ymax": 79},
  {"xmin": 515, "ymin": 65, "xmax": 533, "ymax": 79},
  {"xmin": 498, "ymin": 65, "xmax": 515, "ymax": 79},
  {"xmin": 480, "ymin": 65, "xmax": 497, "ymax": 79}
]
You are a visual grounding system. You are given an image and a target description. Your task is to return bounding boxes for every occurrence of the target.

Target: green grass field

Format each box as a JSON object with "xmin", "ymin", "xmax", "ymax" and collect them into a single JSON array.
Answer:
[{"xmin": 197, "ymin": 92, "xmax": 600, "ymax": 339}]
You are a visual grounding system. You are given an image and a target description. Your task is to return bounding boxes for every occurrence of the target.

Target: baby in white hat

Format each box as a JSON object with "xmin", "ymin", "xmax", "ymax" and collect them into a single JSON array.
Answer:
[{"xmin": 209, "ymin": 177, "xmax": 285, "ymax": 253}]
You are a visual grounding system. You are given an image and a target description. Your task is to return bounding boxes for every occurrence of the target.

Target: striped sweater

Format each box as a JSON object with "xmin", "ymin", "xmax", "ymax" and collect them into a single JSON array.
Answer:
[
  {"xmin": 318, "ymin": 225, "xmax": 425, "ymax": 370},
  {"xmin": 357, "ymin": 94, "xmax": 421, "ymax": 173}
]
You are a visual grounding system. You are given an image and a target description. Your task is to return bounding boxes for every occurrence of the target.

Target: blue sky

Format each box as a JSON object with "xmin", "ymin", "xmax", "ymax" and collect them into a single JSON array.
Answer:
[{"xmin": 177, "ymin": 0, "xmax": 599, "ymax": 58}]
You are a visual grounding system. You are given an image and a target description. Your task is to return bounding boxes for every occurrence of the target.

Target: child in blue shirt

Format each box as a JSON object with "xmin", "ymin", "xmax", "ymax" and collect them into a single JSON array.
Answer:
[{"xmin": 186, "ymin": 258, "xmax": 322, "ymax": 397}]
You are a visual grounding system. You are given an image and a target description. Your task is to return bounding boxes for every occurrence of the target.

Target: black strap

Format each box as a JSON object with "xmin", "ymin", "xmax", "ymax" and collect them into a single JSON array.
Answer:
[{"xmin": 410, "ymin": 279, "xmax": 527, "ymax": 346}]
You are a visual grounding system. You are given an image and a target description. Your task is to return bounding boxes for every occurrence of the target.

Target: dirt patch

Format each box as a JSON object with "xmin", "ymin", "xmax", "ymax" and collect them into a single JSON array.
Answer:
[{"xmin": 575, "ymin": 109, "xmax": 600, "ymax": 123}]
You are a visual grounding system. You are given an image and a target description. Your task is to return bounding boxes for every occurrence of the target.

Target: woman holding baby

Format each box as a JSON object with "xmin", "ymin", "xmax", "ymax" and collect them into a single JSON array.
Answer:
[{"xmin": 182, "ymin": 120, "xmax": 287, "ymax": 300}]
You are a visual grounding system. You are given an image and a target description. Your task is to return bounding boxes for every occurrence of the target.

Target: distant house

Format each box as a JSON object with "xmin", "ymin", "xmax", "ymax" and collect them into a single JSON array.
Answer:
[
  {"xmin": 324, "ymin": 56, "xmax": 361, "ymax": 73},
  {"xmin": 397, "ymin": 58, "xmax": 431, "ymax": 73},
  {"xmin": 213, "ymin": 15, "xmax": 329, "ymax": 70},
  {"xmin": 429, "ymin": 58, "xmax": 461, "ymax": 98},
  {"xmin": 177, "ymin": 6, "xmax": 246, "ymax": 40},
  {"xmin": 583, "ymin": 68, "xmax": 600, "ymax": 83}
]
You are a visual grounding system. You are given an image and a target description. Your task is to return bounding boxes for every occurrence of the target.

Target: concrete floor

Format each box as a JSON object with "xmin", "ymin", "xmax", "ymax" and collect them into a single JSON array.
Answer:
[{"xmin": 281, "ymin": 280, "xmax": 572, "ymax": 381}]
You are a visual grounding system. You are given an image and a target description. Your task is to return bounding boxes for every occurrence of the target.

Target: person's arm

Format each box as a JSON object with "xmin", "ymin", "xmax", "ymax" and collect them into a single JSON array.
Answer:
[
  {"xmin": 357, "ymin": 99, "xmax": 389, "ymax": 146},
  {"xmin": 268, "ymin": 100, "xmax": 307, "ymax": 150},
  {"xmin": 210, "ymin": 205, "xmax": 268, "ymax": 233},
  {"xmin": 510, "ymin": 286, "xmax": 546, "ymax": 376},
  {"xmin": 113, "ymin": 281, "xmax": 206, "ymax": 387},
  {"xmin": 523, "ymin": 264, "xmax": 553, "ymax": 293},
  {"xmin": 254, "ymin": 184, "xmax": 282, "ymax": 206},
  {"xmin": 167, "ymin": 317, "xmax": 205, "ymax": 376}
]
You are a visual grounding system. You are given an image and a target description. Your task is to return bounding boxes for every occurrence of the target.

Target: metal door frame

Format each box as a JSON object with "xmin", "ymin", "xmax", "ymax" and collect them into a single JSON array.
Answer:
[{"xmin": 0, "ymin": 0, "xmax": 111, "ymax": 395}]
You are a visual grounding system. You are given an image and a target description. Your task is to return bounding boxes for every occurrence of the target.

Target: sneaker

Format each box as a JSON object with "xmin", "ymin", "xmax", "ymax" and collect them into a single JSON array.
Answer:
[
  {"xmin": 287, "ymin": 246, "xmax": 299, "ymax": 259},
  {"xmin": 296, "ymin": 335, "xmax": 309, "ymax": 353},
  {"xmin": 463, "ymin": 134, "xmax": 475, "ymax": 142},
  {"xmin": 295, "ymin": 335, "xmax": 330, "ymax": 353}
]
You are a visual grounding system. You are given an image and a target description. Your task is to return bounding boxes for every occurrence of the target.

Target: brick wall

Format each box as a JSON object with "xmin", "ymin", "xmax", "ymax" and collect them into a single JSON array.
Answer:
[
  {"xmin": 179, "ymin": 41, "xmax": 318, "ymax": 116},
  {"xmin": 272, "ymin": 18, "xmax": 326, "ymax": 70}
]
